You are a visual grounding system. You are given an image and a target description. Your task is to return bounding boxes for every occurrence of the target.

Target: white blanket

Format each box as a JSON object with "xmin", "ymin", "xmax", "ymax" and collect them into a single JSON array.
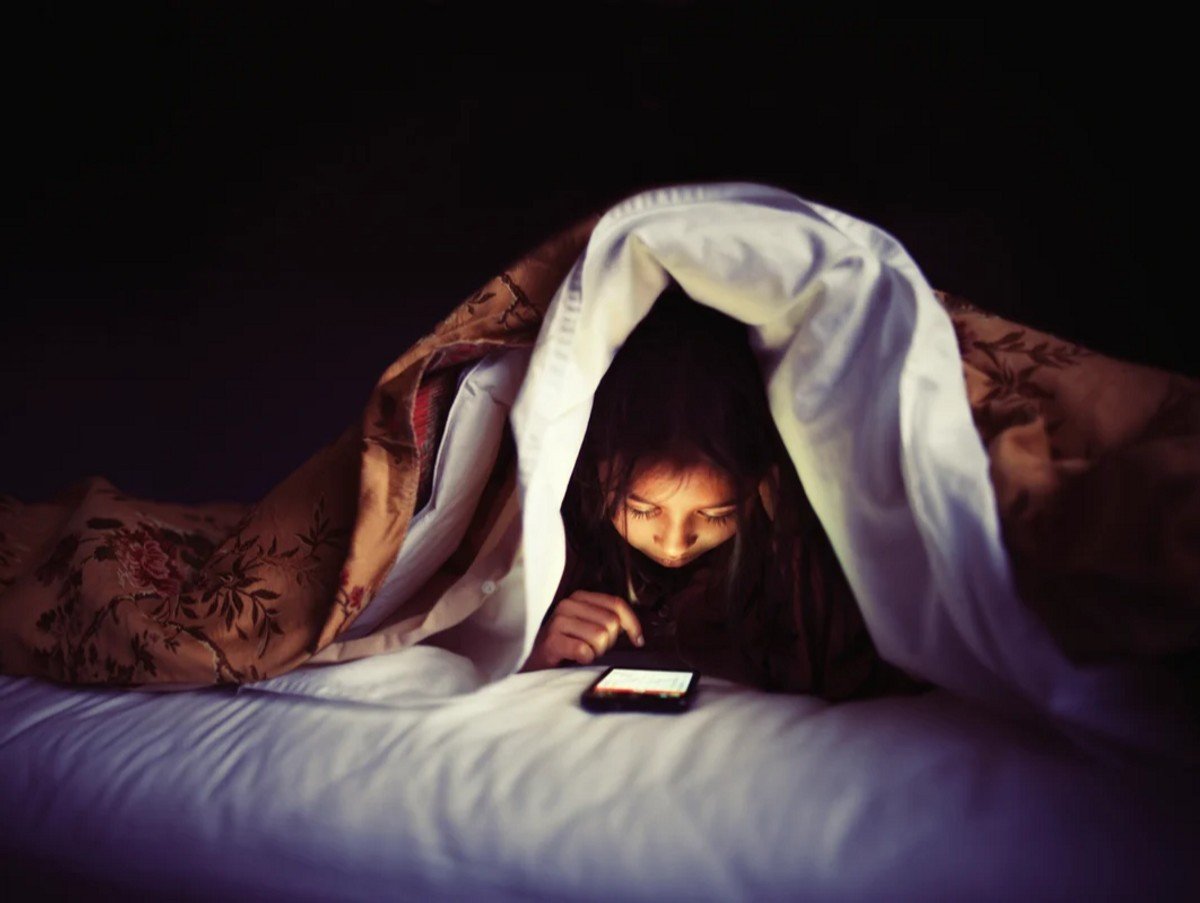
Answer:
[
  {"xmin": 1, "ymin": 652, "xmax": 1195, "ymax": 900},
  {"xmin": 504, "ymin": 182, "xmax": 1197, "ymax": 763},
  {"xmin": 3, "ymin": 183, "xmax": 1197, "ymax": 898}
]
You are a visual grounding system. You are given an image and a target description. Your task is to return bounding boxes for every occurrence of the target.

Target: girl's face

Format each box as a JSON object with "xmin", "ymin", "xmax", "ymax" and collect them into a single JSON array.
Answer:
[{"xmin": 605, "ymin": 460, "xmax": 742, "ymax": 569}]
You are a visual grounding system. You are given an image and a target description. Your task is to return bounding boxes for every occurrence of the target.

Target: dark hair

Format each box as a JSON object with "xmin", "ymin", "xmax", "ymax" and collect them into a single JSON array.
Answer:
[{"xmin": 559, "ymin": 281, "xmax": 822, "ymax": 685}]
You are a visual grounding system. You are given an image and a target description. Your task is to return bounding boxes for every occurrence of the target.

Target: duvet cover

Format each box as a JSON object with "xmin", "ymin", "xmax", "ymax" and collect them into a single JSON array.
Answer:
[{"xmin": 1, "ymin": 182, "xmax": 1195, "ymax": 761}]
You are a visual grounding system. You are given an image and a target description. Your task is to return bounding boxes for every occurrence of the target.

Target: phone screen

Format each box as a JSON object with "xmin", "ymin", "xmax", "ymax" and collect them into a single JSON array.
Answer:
[{"xmin": 592, "ymin": 668, "xmax": 693, "ymax": 697}]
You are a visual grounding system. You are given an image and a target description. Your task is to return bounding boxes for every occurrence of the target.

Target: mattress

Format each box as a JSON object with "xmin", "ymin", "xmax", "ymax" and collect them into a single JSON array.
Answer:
[{"xmin": 2, "ymin": 646, "xmax": 1195, "ymax": 900}]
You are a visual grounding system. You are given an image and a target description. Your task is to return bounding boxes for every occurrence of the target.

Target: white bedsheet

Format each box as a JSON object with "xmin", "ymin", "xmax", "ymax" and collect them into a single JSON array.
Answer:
[
  {"xmin": 4, "ymin": 182, "xmax": 1195, "ymax": 898},
  {"xmin": 1, "ymin": 657, "xmax": 1196, "ymax": 900}
]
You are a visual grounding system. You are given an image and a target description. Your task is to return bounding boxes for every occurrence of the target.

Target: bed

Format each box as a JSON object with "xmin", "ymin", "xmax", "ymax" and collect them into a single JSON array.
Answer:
[
  {"xmin": 2, "ymin": 646, "xmax": 1197, "ymax": 900},
  {"xmin": 2, "ymin": 182, "xmax": 1197, "ymax": 899}
]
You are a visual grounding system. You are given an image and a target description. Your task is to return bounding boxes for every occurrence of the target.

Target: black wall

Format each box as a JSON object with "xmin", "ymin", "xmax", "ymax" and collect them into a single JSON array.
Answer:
[{"xmin": 3, "ymin": 4, "xmax": 1170, "ymax": 504}]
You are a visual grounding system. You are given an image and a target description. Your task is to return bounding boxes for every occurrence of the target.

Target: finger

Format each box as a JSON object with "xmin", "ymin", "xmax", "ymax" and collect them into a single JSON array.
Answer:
[
  {"xmin": 569, "ymin": 591, "xmax": 645, "ymax": 647},
  {"xmin": 553, "ymin": 599, "xmax": 623, "ymax": 648},
  {"xmin": 547, "ymin": 630, "xmax": 603, "ymax": 665},
  {"xmin": 551, "ymin": 614, "xmax": 615, "ymax": 657}
]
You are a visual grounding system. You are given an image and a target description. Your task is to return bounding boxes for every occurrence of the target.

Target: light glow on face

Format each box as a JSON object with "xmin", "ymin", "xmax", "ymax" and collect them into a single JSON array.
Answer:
[{"xmin": 606, "ymin": 460, "xmax": 740, "ymax": 568}]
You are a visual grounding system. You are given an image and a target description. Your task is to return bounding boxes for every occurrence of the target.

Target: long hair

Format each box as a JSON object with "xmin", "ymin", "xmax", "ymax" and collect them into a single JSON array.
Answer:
[{"xmin": 559, "ymin": 281, "xmax": 825, "ymax": 687}]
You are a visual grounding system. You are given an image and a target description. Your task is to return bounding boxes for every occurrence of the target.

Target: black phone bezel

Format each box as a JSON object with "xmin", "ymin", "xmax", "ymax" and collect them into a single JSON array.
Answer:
[{"xmin": 580, "ymin": 665, "xmax": 700, "ymax": 714}]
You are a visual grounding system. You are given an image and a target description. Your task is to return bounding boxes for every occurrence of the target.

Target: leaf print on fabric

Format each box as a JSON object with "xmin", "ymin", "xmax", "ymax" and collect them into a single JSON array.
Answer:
[
  {"xmin": 31, "ymin": 570, "xmax": 164, "ymax": 684},
  {"xmin": 464, "ymin": 286, "xmax": 497, "ymax": 318},
  {"xmin": 188, "ymin": 549, "xmax": 284, "ymax": 657},
  {"xmin": 979, "ymin": 358, "xmax": 1055, "ymax": 404},
  {"xmin": 290, "ymin": 497, "xmax": 352, "ymax": 588},
  {"xmin": 460, "ymin": 272, "xmax": 540, "ymax": 333},
  {"xmin": 972, "ymin": 329, "xmax": 1092, "ymax": 373},
  {"xmin": 958, "ymin": 321, "xmax": 1096, "ymax": 437},
  {"xmin": 497, "ymin": 273, "xmax": 539, "ymax": 331},
  {"xmin": 973, "ymin": 330, "xmax": 1025, "ymax": 369},
  {"xmin": 1024, "ymin": 340, "xmax": 1092, "ymax": 369},
  {"xmin": 24, "ymin": 494, "xmax": 337, "ymax": 683},
  {"xmin": 34, "ymin": 534, "xmax": 87, "ymax": 586},
  {"xmin": 182, "ymin": 494, "xmax": 350, "ymax": 658},
  {"xmin": 0, "ymin": 208, "xmax": 595, "ymax": 687}
]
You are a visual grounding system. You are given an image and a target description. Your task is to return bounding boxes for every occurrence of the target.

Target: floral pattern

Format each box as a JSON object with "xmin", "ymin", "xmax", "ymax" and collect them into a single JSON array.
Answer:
[
  {"xmin": 0, "ymin": 232, "xmax": 1193, "ymax": 689},
  {"xmin": 0, "ymin": 214, "xmax": 599, "ymax": 687},
  {"xmin": 935, "ymin": 288, "xmax": 1200, "ymax": 664},
  {"xmin": 13, "ymin": 498, "xmax": 352, "ymax": 684}
]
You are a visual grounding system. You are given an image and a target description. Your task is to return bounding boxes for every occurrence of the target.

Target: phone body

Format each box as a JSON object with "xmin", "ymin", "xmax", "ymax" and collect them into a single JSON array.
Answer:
[{"xmin": 580, "ymin": 666, "xmax": 700, "ymax": 714}]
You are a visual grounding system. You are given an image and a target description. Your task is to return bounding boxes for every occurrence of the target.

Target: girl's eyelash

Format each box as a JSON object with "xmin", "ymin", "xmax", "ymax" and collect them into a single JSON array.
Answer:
[{"xmin": 624, "ymin": 505, "xmax": 734, "ymax": 526}]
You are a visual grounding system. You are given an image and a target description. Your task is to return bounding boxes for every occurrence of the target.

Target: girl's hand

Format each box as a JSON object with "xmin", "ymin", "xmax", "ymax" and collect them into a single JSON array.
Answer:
[{"xmin": 519, "ymin": 590, "xmax": 645, "ymax": 671}]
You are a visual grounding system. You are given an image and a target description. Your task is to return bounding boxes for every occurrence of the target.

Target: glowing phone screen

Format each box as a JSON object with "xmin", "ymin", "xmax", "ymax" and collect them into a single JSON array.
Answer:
[{"xmin": 593, "ymin": 668, "xmax": 693, "ymax": 697}]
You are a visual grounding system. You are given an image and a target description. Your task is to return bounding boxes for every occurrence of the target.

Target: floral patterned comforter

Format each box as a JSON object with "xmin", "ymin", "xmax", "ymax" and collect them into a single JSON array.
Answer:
[{"xmin": 1, "ymin": 211, "xmax": 1195, "ymax": 689}]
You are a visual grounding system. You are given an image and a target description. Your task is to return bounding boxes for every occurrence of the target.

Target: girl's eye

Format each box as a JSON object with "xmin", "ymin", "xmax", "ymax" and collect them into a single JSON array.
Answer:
[{"xmin": 623, "ymin": 505, "xmax": 735, "ymax": 526}]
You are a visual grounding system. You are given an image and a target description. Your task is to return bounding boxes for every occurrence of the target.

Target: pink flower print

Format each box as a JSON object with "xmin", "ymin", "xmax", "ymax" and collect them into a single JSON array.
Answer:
[{"xmin": 115, "ymin": 532, "xmax": 182, "ymax": 595}]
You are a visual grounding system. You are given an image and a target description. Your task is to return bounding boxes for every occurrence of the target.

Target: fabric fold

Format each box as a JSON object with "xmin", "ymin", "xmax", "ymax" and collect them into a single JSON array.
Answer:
[{"xmin": 1, "ymin": 181, "xmax": 1195, "ymax": 766}]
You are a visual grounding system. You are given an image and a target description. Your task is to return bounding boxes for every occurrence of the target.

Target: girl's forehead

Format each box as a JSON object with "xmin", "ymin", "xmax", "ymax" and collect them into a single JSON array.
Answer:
[{"xmin": 628, "ymin": 461, "xmax": 735, "ymax": 496}]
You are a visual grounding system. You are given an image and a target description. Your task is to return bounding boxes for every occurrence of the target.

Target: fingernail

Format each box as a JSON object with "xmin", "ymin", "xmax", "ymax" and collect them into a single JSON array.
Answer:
[{"xmin": 636, "ymin": 635, "xmax": 645, "ymax": 647}]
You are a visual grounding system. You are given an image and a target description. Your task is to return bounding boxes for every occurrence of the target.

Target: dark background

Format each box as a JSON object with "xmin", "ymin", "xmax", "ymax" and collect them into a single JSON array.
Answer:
[{"xmin": 2, "ymin": 4, "xmax": 1171, "ymax": 505}]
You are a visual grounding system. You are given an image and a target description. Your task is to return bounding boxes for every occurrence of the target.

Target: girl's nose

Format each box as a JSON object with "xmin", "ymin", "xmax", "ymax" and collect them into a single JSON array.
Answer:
[{"xmin": 656, "ymin": 525, "xmax": 698, "ymax": 556}]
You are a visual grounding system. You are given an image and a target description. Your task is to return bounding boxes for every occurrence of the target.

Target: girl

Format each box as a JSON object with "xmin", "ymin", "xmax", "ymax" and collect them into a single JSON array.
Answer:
[{"xmin": 519, "ymin": 282, "xmax": 931, "ymax": 701}]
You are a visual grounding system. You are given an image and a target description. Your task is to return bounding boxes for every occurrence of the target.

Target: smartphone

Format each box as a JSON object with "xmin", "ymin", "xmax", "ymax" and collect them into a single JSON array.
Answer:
[{"xmin": 580, "ymin": 666, "xmax": 700, "ymax": 714}]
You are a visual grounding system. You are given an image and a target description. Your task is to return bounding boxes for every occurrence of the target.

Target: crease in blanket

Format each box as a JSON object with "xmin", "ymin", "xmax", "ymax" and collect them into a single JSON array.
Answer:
[
  {"xmin": 307, "ymin": 424, "xmax": 522, "ymax": 665},
  {"xmin": 0, "ymin": 186, "xmax": 1196, "ymax": 748}
]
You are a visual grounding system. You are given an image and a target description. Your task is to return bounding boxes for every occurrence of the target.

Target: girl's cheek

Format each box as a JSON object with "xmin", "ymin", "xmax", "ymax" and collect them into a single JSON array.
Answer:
[{"xmin": 713, "ymin": 526, "xmax": 737, "ymax": 545}]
